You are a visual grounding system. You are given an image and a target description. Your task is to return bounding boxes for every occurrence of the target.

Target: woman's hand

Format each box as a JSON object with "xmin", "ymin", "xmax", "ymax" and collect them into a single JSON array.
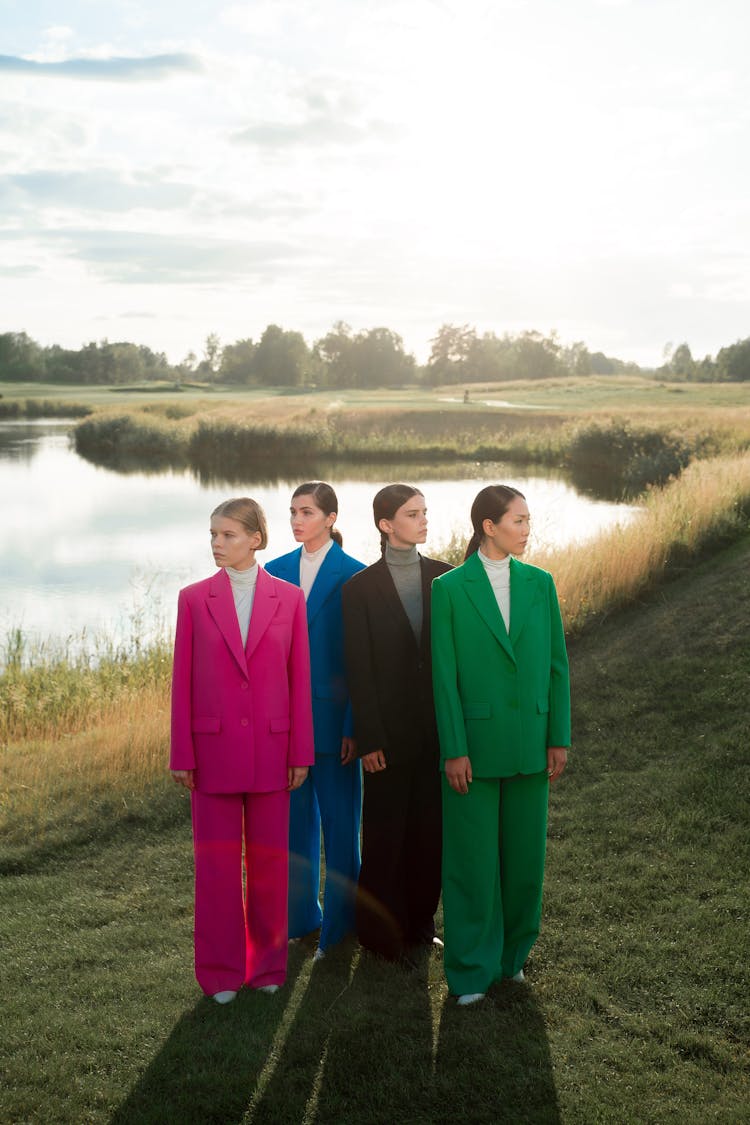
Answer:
[
  {"xmin": 171, "ymin": 769, "xmax": 195, "ymax": 790},
  {"xmin": 445, "ymin": 756, "xmax": 472, "ymax": 794},
  {"xmin": 362, "ymin": 749, "xmax": 387, "ymax": 773},
  {"xmin": 288, "ymin": 767, "xmax": 309, "ymax": 790},
  {"xmin": 547, "ymin": 746, "xmax": 568, "ymax": 783},
  {"xmin": 340, "ymin": 737, "xmax": 357, "ymax": 765}
]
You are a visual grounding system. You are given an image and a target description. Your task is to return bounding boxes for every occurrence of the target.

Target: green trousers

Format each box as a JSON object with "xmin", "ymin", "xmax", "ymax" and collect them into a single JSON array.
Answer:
[{"xmin": 441, "ymin": 769, "xmax": 549, "ymax": 996}]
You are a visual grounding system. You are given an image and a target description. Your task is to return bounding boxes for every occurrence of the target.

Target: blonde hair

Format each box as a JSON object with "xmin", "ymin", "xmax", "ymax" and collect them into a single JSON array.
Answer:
[{"xmin": 211, "ymin": 497, "xmax": 268, "ymax": 550}]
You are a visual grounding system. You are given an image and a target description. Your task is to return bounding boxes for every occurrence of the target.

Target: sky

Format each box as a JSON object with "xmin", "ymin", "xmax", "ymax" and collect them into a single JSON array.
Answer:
[{"xmin": 1, "ymin": 0, "xmax": 749, "ymax": 367}]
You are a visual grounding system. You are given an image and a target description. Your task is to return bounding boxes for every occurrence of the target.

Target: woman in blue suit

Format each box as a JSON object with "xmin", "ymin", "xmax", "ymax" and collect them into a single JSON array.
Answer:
[{"xmin": 266, "ymin": 481, "xmax": 366, "ymax": 958}]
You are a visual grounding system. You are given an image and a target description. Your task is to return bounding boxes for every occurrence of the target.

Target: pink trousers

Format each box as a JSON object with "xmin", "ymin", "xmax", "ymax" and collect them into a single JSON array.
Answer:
[{"xmin": 191, "ymin": 788, "xmax": 290, "ymax": 995}]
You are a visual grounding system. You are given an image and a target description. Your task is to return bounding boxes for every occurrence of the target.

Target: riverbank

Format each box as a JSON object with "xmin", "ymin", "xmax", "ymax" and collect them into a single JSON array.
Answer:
[
  {"xmin": 3, "ymin": 451, "xmax": 749, "ymax": 817},
  {"xmin": 2, "ymin": 529, "xmax": 747, "ymax": 1123}
]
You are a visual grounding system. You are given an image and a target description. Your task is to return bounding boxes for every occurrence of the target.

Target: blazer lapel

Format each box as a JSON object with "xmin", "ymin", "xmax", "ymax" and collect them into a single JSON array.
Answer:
[
  {"xmin": 509, "ymin": 558, "xmax": 534, "ymax": 646},
  {"xmin": 306, "ymin": 542, "xmax": 343, "ymax": 627},
  {"xmin": 418, "ymin": 556, "xmax": 436, "ymax": 658},
  {"xmin": 206, "ymin": 569, "xmax": 248, "ymax": 677},
  {"xmin": 462, "ymin": 552, "xmax": 516, "ymax": 663},
  {"xmin": 245, "ymin": 566, "xmax": 280, "ymax": 660},
  {"xmin": 274, "ymin": 548, "xmax": 302, "ymax": 587}
]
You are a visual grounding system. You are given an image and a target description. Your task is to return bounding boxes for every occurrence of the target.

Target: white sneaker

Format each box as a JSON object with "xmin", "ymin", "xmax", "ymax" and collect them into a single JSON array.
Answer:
[
  {"xmin": 457, "ymin": 992, "xmax": 485, "ymax": 1006},
  {"xmin": 212, "ymin": 990, "xmax": 237, "ymax": 1004},
  {"xmin": 511, "ymin": 970, "xmax": 525, "ymax": 983},
  {"xmin": 256, "ymin": 984, "xmax": 280, "ymax": 994},
  {"xmin": 313, "ymin": 947, "xmax": 326, "ymax": 962}
]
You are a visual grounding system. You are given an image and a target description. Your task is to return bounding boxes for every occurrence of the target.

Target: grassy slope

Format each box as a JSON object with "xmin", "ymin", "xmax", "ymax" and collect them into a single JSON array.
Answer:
[{"xmin": 1, "ymin": 538, "xmax": 748, "ymax": 1124}]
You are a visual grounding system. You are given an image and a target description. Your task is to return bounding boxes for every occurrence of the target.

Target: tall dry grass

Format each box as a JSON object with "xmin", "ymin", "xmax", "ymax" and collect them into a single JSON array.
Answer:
[
  {"xmin": 534, "ymin": 454, "xmax": 750, "ymax": 631},
  {"xmin": 0, "ymin": 683, "xmax": 169, "ymax": 840}
]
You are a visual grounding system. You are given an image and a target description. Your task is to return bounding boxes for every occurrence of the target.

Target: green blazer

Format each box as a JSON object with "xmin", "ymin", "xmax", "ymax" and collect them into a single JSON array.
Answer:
[{"xmin": 431, "ymin": 552, "xmax": 570, "ymax": 778}]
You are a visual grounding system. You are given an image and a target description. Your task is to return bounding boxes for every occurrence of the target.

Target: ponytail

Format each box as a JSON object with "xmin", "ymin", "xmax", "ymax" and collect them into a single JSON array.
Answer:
[{"xmin": 464, "ymin": 529, "xmax": 482, "ymax": 560}]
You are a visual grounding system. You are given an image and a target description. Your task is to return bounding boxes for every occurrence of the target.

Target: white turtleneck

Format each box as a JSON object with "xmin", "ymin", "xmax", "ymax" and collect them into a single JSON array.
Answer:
[
  {"xmin": 226, "ymin": 562, "xmax": 258, "ymax": 646},
  {"xmin": 299, "ymin": 537, "xmax": 334, "ymax": 600},
  {"xmin": 477, "ymin": 549, "xmax": 511, "ymax": 632}
]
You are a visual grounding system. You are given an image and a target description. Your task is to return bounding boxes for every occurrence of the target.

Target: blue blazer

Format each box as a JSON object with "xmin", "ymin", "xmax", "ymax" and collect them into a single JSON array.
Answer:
[{"xmin": 265, "ymin": 541, "xmax": 365, "ymax": 755}]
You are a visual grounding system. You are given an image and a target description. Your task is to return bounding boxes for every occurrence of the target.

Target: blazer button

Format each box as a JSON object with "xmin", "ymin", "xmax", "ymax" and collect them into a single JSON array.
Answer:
[
  {"xmin": 241, "ymin": 717, "xmax": 249, "ymax": 726},
  {"xmin": 241, "ymin": 681, "xmax": 249, "ymax": 690}
]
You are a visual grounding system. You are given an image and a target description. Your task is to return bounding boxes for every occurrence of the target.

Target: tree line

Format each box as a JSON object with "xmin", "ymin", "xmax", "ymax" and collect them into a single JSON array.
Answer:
[{"xmin": 2, "ymin": 324, "xmax": 749, "ymax": 387}]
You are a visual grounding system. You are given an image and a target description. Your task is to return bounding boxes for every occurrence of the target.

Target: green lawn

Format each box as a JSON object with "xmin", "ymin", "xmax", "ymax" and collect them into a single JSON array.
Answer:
[
  {"xmin": 3, "ymin": 375, "xmax": 750, "ymax": 413},
  {"xmin": 1, "ymin": 537, "xmax": 748, "ymax": 1123}
]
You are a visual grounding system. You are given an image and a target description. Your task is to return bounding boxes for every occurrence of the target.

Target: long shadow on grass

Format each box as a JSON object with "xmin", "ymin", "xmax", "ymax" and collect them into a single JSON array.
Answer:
[
  {"xmin": 109, "ymin": 944, "xmax": 311, "ymax": 1125},
  {"xmin": 250, "ymin": 940, "xmax": 438, "ymax": 1125},
  {"xmin": 432, "ymin": 979, "xmax": 561, "ymax": 1124}
]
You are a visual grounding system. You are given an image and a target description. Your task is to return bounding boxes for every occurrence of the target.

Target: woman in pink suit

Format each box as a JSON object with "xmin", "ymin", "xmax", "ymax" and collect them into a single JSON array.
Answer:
[{"xmin": 170, "ymin": 497, "xmax": 314, "ymax": 1005}]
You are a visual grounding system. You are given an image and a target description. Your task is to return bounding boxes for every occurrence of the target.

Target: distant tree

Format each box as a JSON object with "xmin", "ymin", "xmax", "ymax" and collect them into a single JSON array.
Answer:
[
  {"xmin": 508, "ymin": 330, "xmax": 565, "ymax": 380},
  {"xmin": 198, "ymin": 333, "xmax": 222, "ymax": 382},
  {"xmin": 252, "ymin": 325, "xmax": 310, "ymax": 386},
  {"xmin": 560, "ymin": 340, "xmax": 592, "ymax": 376},
  {"xmin": 0, "ymin": 331, "xmax": 45, "ymax": 381},
  {"xmin": 589, "ymin": 351, "xmax": 616, "ymax": 375},
  {"xmin": 425, "ymin": 324, "xmax": 476, "ymax": 385},
  {"xmin": 465, "ymin": 332, "xmax": 515, "ymax": 382},
  {"xmin": 314, "ymin": 322, "xmax": 355, "ymax": 387},
  {"xmin": 715, "ymin": 337, "xmax": 750, "ymax": 381},
  {"xmin": 354, "ymin": 327, "xmax": 415, "ymax": 387},
  {"xmin": 219, "ymin": 338, "xmax": 257, "ymax": 384},
  {"xmin": 670, "ymin": 342, "xmax": 695, "ymax": 379}
]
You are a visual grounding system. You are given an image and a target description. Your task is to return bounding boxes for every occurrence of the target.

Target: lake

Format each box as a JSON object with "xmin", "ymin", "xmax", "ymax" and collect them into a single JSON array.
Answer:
[{"xmin": 0, "ymin": 419, "xmax": 637, "ymax": 663}]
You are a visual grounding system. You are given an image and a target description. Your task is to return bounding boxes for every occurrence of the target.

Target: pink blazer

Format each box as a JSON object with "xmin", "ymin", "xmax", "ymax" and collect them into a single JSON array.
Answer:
[{"xmin": 170, "ymin": 566, "xmax": 314, "ymax": 793}]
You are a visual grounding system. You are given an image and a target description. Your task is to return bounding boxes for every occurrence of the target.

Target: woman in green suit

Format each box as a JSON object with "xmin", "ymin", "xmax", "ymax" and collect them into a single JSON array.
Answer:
[{"xmin": 431, "ymin": 485, "xmax": 570, "ymax": 1005}]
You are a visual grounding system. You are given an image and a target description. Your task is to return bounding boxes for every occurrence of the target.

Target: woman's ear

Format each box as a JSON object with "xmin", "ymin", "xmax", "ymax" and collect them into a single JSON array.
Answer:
[{"xmin": 378, "ymin": 517, "xmax": 392, "ymax": 536}]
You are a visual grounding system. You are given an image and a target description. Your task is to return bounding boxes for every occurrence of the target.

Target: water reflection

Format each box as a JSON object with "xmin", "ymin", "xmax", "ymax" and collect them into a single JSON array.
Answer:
[{"xmin": 0, "ymin": 421, "xmax": 638, "ymax": 661}]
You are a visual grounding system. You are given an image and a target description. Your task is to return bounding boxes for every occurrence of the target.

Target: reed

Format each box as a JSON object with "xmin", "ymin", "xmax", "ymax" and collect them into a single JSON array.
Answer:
[
  {"xmin": 0, "ymin": 632, "xmax": 172, "ymax": 744},
  {"xmin": 436, "ymin": 453, "xmax": 750, "ymax": 632},
  {"xmin": 536, "ymin": 454, "xmax": 750, "ymax": 631}
]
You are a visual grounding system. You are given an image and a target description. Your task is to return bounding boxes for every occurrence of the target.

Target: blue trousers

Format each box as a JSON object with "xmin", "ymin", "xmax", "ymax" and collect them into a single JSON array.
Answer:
[{"xmin": 288, "ymin": 754, "xmax": 362, "ymax": 951}]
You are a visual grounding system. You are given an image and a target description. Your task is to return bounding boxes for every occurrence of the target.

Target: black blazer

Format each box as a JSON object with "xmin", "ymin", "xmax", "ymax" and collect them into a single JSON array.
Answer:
[{"xmin": 342, "ymin": 554, "xmax": 452, "ymax": 764}]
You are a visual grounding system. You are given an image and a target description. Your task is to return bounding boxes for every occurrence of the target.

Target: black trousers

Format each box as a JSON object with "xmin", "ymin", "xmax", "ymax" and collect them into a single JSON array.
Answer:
[{"xmin": 355, "ymin": 750, "xmax": 442, "ymax": 960}]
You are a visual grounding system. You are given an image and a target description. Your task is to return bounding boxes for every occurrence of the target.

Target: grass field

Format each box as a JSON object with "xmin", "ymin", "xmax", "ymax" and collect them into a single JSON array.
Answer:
[
  {"xmin": 2, "ymin": 530, "xmax": 748, "ymax": 1123},
  {"xmin": 3, "ymin": 375, "xmax": 750, "ymax": 413}
]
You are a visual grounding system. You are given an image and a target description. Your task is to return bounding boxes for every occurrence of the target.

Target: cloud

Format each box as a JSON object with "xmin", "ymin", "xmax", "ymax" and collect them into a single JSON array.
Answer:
[
  {"xmin": 0, "ymin": 170, "xmax": 196, "ymax": 213},
  {"xmin": 34, "ymin": 229, "xmax": 306, "ymax": 284},
  {"xmin": 0, "ymin": 53, "xmax": 202, "ymax": 81},
  {"xmin": 234, "ymin": 115, "xmax": 373, "ymax": 149}
]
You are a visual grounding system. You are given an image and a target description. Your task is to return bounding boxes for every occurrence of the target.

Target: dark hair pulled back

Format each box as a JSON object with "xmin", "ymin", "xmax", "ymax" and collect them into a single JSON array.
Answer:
[
  {"xmin": 292, "ymin": 481, "xmax": 343, "ymax": 546},
  {"xmin": 465, "ymin": 485, "xmax": 526, "ymax": 560},
  {"xmin": 372, "ymin": 483, "xmax": 423, "ymax": 555}
]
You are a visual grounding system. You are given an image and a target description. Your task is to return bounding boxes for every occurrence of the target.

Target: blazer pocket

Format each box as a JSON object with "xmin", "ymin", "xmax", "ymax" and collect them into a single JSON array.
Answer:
[
  {"xmin": 463, "ymin": 702, "xmax": 492, "ymax": 720},
  {"xmin": 192, "ymin": 716, "xmax": 221, "ymax": 733},
  {"xmin": 536, "ymin": 699, "xmax": 550, "ymax": 714},
  {"xmin": 270, "ymin": 716, "xmax": 291, "ymax": 733}
]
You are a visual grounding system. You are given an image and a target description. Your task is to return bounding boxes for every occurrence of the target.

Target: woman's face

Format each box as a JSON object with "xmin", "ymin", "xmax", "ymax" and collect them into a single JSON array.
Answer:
[
  {"xmin": 482, "ymin": 496, "xmax": 530, "ymax": 560},
  {"xmin": 379, "ymin": 493, "xmax": 428, "ymax": 550},
  {"xmin": 210, "ymin": 516, "xmax": 261, "ymax": 571},
  {"xmin": 290, "ymin": 493, "xmax": 335, "ymax": 552}
]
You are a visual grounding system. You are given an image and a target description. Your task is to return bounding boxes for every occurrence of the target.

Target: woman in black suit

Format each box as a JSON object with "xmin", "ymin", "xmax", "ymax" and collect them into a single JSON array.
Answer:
[{"xmin": 342, "ymin": 483, "xmax": 451, "ymax": 962}]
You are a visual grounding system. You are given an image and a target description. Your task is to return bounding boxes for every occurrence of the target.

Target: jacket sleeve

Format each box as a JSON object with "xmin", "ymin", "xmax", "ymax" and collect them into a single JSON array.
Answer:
[
  {"xmin": 431, "ymin": 577, "xmax": 469, "ymax": 765},
  {"xmin": 546, "ymin": 573, "xmax": 571, "ymax": 748},
  {"xmin": 342, "ymin": 577, "xmax": 389, "ymax": 756},
  {"xmin": 287, "ymin": 587, "xmax": 315, "ymax": 767},
  {"xmin": 170, "ymin": 589, "xmax": 196, "ymax": 770}
]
